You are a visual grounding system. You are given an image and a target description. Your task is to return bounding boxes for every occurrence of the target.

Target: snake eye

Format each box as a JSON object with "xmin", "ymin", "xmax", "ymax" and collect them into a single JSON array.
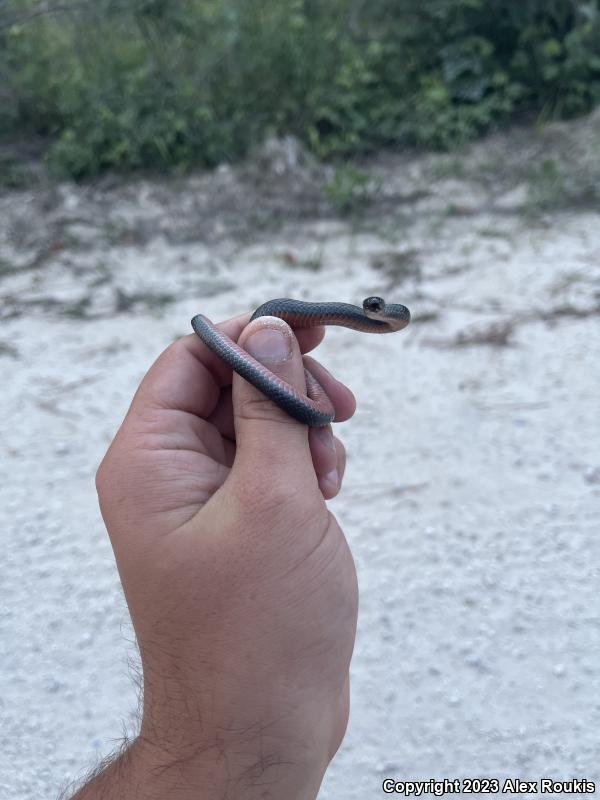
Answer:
[{"xmin": 363, "ymin": 296, "xmax": 385, "ymax": 313}]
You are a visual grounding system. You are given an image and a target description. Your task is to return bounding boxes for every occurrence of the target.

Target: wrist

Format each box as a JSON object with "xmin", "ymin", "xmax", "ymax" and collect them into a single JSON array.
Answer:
[
  {"xmin": 132, "ymin": 723, "xmax": 327, "ymax": 800},
  {"xmin": 135, "ymin": 668, "xmax": 336, "ymax": 799},
  {"xmin": 137, "ymin": 653, "xmax": 342, "ymax": 798}
]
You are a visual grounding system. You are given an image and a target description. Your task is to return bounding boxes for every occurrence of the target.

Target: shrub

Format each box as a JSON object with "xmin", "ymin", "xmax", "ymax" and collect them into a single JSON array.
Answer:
[{"xmin": 1, "ymin": 0, "xmax": 599, "ymax": 177}]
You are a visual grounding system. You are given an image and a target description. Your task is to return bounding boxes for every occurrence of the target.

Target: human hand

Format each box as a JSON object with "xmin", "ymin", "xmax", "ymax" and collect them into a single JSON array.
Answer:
[{"xmin": 94, "ymin": 311, "xmax": 359, "ymax": 799}]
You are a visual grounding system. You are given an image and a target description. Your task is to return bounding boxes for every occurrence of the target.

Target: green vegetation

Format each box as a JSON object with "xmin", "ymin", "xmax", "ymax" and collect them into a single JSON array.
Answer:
[
  {"xmin": 526, "ymin": 158, "xmax": 569, "ymax": 211},
  {"xmin": 525, "ymin": 154, "xmax": 600, "ymax": 213},
  {"xmin": 1, "ymin": 0, "xmax": 600, "ymax": 178},
  {"xmin": 0, "ymin": 152, "xmax": 31, "ymax": 188},
  {"xmin": 324, "ymin": 166, "xmax": 375, "ymax": 215}
]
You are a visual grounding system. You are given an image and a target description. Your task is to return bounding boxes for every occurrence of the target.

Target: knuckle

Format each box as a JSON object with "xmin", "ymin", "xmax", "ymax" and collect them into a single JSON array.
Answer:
[
  {"xmin": 235, "ymin": 392, "xmax": 299, "ymax": 428},
  {"xmin": 94, "ymin": 456, "xmax": 109, "ymax": 495}
]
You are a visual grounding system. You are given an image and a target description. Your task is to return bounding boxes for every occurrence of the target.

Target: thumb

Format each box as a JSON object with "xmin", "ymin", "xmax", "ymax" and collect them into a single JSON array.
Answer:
[{"xmin": 231, "ymin": 315, "xmax": 315, "ymax": 481}]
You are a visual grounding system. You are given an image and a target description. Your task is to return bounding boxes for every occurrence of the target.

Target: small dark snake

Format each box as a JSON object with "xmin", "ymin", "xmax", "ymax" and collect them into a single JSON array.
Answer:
[{"xmin": 191, "ymin": 297, "xmax": 410, "ymax": 427}]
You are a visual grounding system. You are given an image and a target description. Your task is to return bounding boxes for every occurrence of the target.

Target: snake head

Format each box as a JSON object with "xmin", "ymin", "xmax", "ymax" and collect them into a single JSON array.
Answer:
[{"xmin": 362, "ymin": 296, "xmax": 385, "ymax": 313}]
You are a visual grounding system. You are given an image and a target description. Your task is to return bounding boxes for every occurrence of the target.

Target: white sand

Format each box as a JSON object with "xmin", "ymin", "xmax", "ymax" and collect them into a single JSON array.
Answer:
[{"xmin": 1, "ymin": 125, "xmax": 599, "ymax": 798}]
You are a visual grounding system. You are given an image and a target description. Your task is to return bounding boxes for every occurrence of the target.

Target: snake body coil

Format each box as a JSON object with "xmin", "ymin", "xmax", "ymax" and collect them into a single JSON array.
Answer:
[{"xmin": 191, "ymin": 297, "xmax": 410, "ymax": 427}]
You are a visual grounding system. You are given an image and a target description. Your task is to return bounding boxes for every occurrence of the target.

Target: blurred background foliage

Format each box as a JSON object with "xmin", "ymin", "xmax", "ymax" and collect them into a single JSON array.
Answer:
[{"xmin": 1, "ymin": 0, "xmax": 600, "ymax": 178}]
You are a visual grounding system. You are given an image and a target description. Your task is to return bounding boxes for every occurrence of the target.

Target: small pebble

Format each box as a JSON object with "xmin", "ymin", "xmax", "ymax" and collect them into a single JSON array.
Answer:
[{"xmin": 584, "ymin": 466, "xmax": 600, "ymax": 485}]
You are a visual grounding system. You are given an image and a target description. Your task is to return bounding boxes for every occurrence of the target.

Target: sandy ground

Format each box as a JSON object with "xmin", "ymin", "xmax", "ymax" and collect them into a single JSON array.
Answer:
[{"xmin": 1, "ymin": 118, "xmax": 600, "ymax": 799}]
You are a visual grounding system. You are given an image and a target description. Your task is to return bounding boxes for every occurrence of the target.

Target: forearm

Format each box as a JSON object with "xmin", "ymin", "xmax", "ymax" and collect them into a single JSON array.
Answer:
[{"xmin": 67, "ymin": 592, "xmax": 346, "ymax": 800}]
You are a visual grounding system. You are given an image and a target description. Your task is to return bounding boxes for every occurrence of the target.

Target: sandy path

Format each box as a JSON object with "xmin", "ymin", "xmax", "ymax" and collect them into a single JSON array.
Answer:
[{"xmin": 1, "ymin": 132, "xmax": 599, "ymax": 798}]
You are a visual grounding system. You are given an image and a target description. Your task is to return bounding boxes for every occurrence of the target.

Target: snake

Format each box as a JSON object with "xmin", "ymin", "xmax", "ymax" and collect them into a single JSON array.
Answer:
[{"xmin": 191, "ymin": 297, "xmax": 410, "ymax": 427}]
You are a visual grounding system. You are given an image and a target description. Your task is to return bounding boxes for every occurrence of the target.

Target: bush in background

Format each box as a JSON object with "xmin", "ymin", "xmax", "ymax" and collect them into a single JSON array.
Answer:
[{"xmin": 1, "ymin": 0, "xmax": 600, "ymax": 177}]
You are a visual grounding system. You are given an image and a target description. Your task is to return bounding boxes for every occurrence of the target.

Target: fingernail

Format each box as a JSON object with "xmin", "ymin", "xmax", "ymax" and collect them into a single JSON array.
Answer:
[
  {"xmin": 246, "ymin": 325, "xmax": 292, "ymax": 362},
  {"xmin": 315, "ymin": 425, "xmax": 336, "ymax": 453},
  {"xmin": 324, "ymin": 467, "xmax": 339, "ymax": 488}
]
